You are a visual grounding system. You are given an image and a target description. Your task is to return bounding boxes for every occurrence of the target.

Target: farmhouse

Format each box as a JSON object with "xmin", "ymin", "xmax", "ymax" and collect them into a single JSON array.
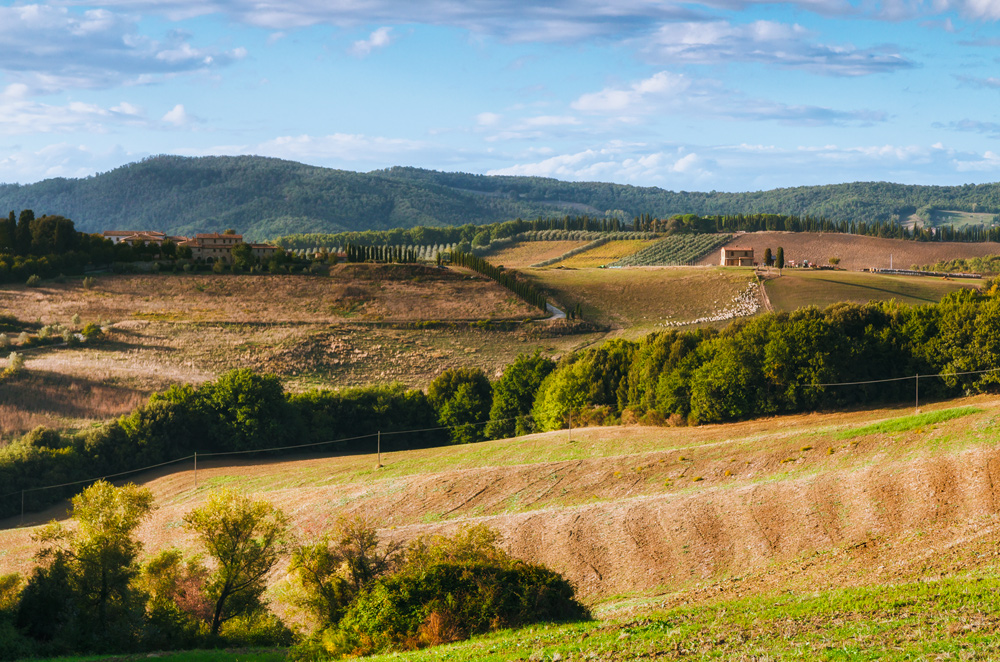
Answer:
[
  {"xmin": 104, "ymin": 229, "xmax": 279, "ymax": 264},
  {"xmin": 721, "ymin": 246, "xmax": 754, "ymax": 267}
]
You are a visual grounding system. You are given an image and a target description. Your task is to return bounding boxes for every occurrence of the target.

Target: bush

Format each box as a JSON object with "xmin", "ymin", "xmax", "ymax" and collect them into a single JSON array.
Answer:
[
  {"xmin": 25, "ymin": 275, "xmax": 40, "ymax": 287},
  {"xmin": 82, "ymin": 276, "xmax": 96, "ymax": 289},
  {"xmin": 80, "ymin": 323, "xmax": 102, "ymax": 341},
  {"xmin": 319, "ymin": 526, "xmax": 588, "ymax": 657}
]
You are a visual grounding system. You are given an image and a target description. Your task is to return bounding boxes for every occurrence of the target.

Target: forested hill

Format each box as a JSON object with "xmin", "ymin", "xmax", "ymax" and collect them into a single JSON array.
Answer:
[{"xmin": 2, "ymin": 155, "xmax": 1000, "ymax": 240}]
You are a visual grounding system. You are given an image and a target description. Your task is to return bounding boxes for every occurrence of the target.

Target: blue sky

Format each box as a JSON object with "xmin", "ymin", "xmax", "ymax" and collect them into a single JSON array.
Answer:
[{"xmin": 2, "ymin": 0, "xmax": 1000, "ymax": 191}]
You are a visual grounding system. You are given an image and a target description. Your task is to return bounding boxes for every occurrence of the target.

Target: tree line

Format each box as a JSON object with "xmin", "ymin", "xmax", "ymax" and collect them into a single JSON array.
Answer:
[{"xmin": 449, "ymin": 250, "xmax": 548, "ymax": 312}]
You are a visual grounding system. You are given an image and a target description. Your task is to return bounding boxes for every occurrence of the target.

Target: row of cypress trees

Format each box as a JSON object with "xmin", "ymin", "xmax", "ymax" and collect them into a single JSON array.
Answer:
[{"xmin": 450, "ymin": 250, "xmax": 548, "ymax": 312}]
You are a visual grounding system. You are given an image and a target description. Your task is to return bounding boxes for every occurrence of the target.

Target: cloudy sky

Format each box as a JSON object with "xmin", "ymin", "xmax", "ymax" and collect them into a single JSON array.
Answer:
[{"xmin": 2, "ymin": 0, "xmax": 1000, "ymax": 191}]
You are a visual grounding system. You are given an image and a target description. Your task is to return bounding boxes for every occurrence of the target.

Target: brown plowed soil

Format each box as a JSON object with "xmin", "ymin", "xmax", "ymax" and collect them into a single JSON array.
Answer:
[
  {"xmin": 3, "ymin": 398, "xmax": 1000, "ymax": 614},
  {"xmin": 696, "ymin": 232, "xmax": 1000, "ymax": 271}
]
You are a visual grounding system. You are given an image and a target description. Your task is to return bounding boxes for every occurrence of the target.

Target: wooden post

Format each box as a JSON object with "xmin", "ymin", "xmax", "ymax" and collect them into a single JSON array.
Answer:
[
  {"xmin": 194, "ymin": 452, "xmax": 198, "ymax": 490},
  {"xmin": 568, "ymin": 412, "xmax": 572, "ymax": 443},
  {"xmin": 20, "ymin": 490, "xmax": 24, "ymax": 527},
  {"xmin": 915, "ymin": 374, "xmax": 919, "ymax": 413},
  {"xmin": 377, "ymin": 431, "xmax": 383, "ymax": 468}
]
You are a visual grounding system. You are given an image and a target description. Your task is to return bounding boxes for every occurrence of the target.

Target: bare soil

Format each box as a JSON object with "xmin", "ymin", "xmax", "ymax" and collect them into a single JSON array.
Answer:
[
  {"xmin": 486, "ymin": 241, "xmax": 589, "ymax": 268},
  {"xmin": 697, "ymin": 232, "xmax": 1000, "ymax": 271}
]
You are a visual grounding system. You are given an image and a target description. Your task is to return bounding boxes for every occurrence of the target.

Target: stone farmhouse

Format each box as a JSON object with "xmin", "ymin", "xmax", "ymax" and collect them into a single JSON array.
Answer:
[
  {"xmin": 720, "ymin": 246, "xmax": 754, "ymax": 267},
  {"xmin": 102, "ymin": 230, "xmax": 278, "ymax": 264}
]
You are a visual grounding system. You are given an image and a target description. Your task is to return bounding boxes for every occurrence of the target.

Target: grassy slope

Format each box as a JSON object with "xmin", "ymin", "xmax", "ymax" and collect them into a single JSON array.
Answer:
[
  {"xmin": 9, "ymin": 397, "xmax": 1000, "ymax": 661},
  {"xmin": 765, "ymin": 270, "xmax": 975, "ymax": 312},
  {"xmin": 523, "ymin": 266, "xmax": 754, "ymax": 336}
]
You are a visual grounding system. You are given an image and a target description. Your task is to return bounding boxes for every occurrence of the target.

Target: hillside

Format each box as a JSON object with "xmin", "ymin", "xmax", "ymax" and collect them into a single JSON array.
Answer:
[
  {"xmin": 5, "ymin": 156, "xmax": 1000, "ymax": 239},
  {"xmin": 3, "ymin": 397, "xmax": 1000, "ymax": 640}
]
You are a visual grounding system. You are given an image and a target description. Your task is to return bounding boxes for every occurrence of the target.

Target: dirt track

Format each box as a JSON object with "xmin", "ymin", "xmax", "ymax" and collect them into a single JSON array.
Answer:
[{"xmin": 3, "ymin": 400, "xmax": 1000, "ymax": 612}]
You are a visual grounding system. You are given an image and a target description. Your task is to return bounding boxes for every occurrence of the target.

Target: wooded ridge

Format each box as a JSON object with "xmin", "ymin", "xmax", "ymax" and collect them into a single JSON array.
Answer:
[{"xmin": 4, "ymin": 155, "xmax": 1000, "ymax": 240}]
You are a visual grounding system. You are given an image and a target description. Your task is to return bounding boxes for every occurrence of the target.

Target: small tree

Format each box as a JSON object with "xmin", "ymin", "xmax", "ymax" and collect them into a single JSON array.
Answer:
[
  {"xmin": 288, "ymin": 515, "xmax": 401, "ymax": 629},
  {"xmin": 19, "ymin": 481, "xmax": 155, "ymax": 649},
  {"xmin": 829, "ymin": 256, "xmax": 841, "ymax": 266},
  {"xmin": 183, "ymin": 489, "xmax": 290, "ymax": 637},
  {"xmin": 428, "ymin": 368, "xmax": 492, "ymax": 444},
  {"xmin": 776, "ymin": 246, "xmax": 785, "ymax": 271},
  {"xmin": 763, "ymin": 247, "xmax": 772, "ymax": 267}
]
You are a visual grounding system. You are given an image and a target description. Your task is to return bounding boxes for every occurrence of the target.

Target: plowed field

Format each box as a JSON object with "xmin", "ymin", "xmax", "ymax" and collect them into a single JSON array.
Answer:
[{"xmin": 698, "ymin": 232, "xmax": 1000, "ymax": 271}]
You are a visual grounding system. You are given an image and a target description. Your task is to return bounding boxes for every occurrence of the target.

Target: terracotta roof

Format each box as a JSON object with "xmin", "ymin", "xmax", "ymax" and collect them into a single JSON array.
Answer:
[
  {"xmin": 250, "ymin": 243, "xmax": 278, "ymax": 249},
  {"xmin": 723, "ymin": 247, "xmax": 753, "ymax": 251},
  {"xmin": 196, "ymin": 233, "xmax": 242, "ymax": 239}
]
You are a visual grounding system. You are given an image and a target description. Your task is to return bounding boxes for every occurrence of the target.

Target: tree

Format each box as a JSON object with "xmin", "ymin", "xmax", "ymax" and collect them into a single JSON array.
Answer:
[
  {"xmin": 763, "ymin": 247, "xmax": 772, "ymax": 267},
  {"xmin": 230, "ymin": 242, "xmax": 254, "ymax": 270},
  {"xmin": 829, "ymin": 256, "xmax": 841, "ymax": 266},
  {"xmin": 288, "ymin": 515, "xmax": 401, "ymax": 629},
  {"xmin": 484, "ymin": 351, "xmax": 555, "ymax": 439},
  {"xmin": 183, "ymin": 489, "xmax": 290, "ymax": 637},
  {"xmin": 19, "ymin": 481, "xmax": 155, "ymax": 650},
  {"xmin": 776, "ymin": 246, "xmax": 785, "ymax": 270},
  {"xmin": 427, "ymin": 368, "xmax": 492, "ymax": 444}
]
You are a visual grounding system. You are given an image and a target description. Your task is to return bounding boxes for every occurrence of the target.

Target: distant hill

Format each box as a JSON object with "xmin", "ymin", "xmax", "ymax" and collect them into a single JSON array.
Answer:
[{"xmin": 2, "ymin": 155, "xmax": 1000, "ymax": 241}]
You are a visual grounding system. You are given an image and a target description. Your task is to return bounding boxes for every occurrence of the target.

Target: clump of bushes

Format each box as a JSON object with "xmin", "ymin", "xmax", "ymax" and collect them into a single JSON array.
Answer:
[{"xmin": 290, "ymin": 522, "xmax": 588, "ymax": 659}]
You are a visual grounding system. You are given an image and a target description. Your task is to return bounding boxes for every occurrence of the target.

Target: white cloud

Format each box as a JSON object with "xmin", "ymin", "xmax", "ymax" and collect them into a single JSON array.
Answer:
[
  {"xmin": 350, "ymin": 27, "xmax": 394, "ymax": 57},
  {"xmin": 0, "ymin": 143, "xmax": 137, "ymax": 183},
  {"xmin": 476, "ymin": 112, "xmax": 503, "ymax": 126},
  {"xmin": 572, "ymin": 72, "xmax": 693, "ymax": 113},
  {"xmin": 0, "ymin": 4, "xmax": 244, "ymax": 91},
  {"xmin": 641, "ymin": 20, "xmax": 913, "ymax": 75},
  {"xmin": 162, "ymin": 104, "xmax": 192, "ymax": 125},
  {"xmin": 0, "ymin": 96, "xmax": 149, "ymax": 135},
  {"xmin": 572, "ymin": 71, "xmax": 885, "ymax": 126}
]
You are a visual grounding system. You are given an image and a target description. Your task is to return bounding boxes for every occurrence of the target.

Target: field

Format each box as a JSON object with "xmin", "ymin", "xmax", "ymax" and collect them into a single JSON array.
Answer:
[
  {"xmin": 523, "ymin": 266, "xmax": 756, "ymax": 336},
  {"xmin": 699, "ymin": 231, "xmax": 1000, "ymax": 271},
  {"xmin": 6, "ymin": 395, "xmax": 1000, "ymax": 660},
  {"xmin": 611, "ymin": 234, "xmax": 732, "ymax": 266},
  {"xmin": 0, "ymin": 266, "xmax": 605, "ymax": 441},
  {"xmin": 485, "ymin": 240, "xmax": 589, "ymax": 268},
  {"xmin": 551, "ymin": 239, "xmax": 655, "ymax": 268},
  {"xmin": 765, "ymin": 269, "xmax": 977, "ymax": 312},
  {"xmin": 927, "ymin": 209, "xmax": 999, "ymax": 230}
]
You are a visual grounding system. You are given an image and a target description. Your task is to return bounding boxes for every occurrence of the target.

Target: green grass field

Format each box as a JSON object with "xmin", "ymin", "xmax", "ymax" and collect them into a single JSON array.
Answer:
[
  {"xmin": 360, "ymin": 570, "xmax": 1000, "ymax": 661},
  {"xmin": 765, "ymin": 269, "xmax": 976, "ymax": 312},
  {"xmin": 927, "ymin": 209, "xmax": 999, "ymax": 230}
]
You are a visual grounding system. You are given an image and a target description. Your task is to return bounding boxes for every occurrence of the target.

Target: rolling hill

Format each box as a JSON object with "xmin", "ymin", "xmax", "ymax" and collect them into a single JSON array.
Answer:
[{"xmin": 5, "ymin": 156, "xmax": 1000, "ymax": 240}]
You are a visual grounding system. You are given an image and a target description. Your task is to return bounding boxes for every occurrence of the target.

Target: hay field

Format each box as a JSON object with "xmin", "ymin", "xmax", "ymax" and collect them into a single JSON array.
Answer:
[
  {"xmin": 485, "ymin": 240, "xmax": 589, "ymax": 267},
  {"xmin": 698, "ymin": 232, "xmax": 1000, "ymax": 271},
  {"xmin": 552, "ymin": 239, "xmax": 654, "ymax": 268},
  {"xmin": 766, "ymin": 269, "xmax": 976, "ymax": 311}
]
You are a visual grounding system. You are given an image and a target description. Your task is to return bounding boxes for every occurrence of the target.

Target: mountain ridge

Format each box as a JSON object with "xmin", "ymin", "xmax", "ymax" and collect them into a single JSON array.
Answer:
[{"xmin": 2, "ymin": 155, "xmax": 1000, "ymax": 241}]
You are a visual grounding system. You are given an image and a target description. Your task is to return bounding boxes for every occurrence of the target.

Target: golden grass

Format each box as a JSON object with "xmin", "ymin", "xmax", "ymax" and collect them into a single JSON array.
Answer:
[
  {"xmin": 486, "ymin": 241, "xmax": 589, "ymax": 268},
  {"xmin": 555, "ymin": 240, "xmax": 656, "ymax": 268}
]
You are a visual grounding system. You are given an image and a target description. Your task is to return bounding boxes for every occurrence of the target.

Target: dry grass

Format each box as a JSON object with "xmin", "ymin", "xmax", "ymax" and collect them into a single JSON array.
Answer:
[
  {"xmin": 0, "ymin": 369, "xmax": 151, "ymax": 443},
  {"xmin": 486, "ymin": 241, "xmax": 589, "ymax": 268},
  {"xmin": 524, "ymin": 266, "xmax": 754, "ymax": 335},
  {"xmin": 554, "ymin": 239, "xmax": 655, "ymax": 268}
]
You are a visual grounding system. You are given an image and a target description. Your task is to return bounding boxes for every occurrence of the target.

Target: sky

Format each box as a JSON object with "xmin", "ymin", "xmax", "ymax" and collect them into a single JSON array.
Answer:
[{"xmin": 3, "ymin": 1, "xmax": 1000, "ymax": 191}]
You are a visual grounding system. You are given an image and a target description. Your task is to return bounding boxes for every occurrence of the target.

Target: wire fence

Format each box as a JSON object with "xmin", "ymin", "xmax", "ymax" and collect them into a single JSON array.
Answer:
[{"xmin": 3, "ymin": 365, "xmax": 1000, "ymax": 526}]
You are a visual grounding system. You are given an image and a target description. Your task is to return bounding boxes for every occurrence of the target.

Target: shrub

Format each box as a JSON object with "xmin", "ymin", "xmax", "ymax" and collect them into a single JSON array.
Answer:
[
  {"xmin": 81, "ymin": 323, "xmax": 103, "ymax": 341},
  {"xmin": 0, "ymin": 334, "xmax": 8, "ymax": 350},
  {"xmin": 324, "ymin": 526, "xmax": 588, "ymax": 656},
  {"xmin": 82, "ymin": 276, "xmax": 96, "ymax": 289},
  {"xmin": 25, "ymin": 275, "xmax": 40, "ymax": 287},
  {"xmin": 5, "ymin": 352, "xmax": 24, "ymax": 375}
]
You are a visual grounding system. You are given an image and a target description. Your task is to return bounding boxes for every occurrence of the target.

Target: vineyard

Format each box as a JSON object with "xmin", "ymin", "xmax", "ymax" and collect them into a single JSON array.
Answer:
[{"xmin": 609, "ymin": 234, "xmax": 732, "ymax": 266}]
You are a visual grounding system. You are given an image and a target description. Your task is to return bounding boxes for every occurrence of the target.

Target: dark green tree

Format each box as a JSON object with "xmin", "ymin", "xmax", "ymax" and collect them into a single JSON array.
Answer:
[
  {"xmin": 484, "ymin": 351, "xmax": 555, "ymax": 439},
  {"xmin": 428, "ymin": 367, "xmax": 492, "ymax": 444},
  {"xmin": 776, "ymin": 246, "xmax": 785, "ymax": 270}
]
